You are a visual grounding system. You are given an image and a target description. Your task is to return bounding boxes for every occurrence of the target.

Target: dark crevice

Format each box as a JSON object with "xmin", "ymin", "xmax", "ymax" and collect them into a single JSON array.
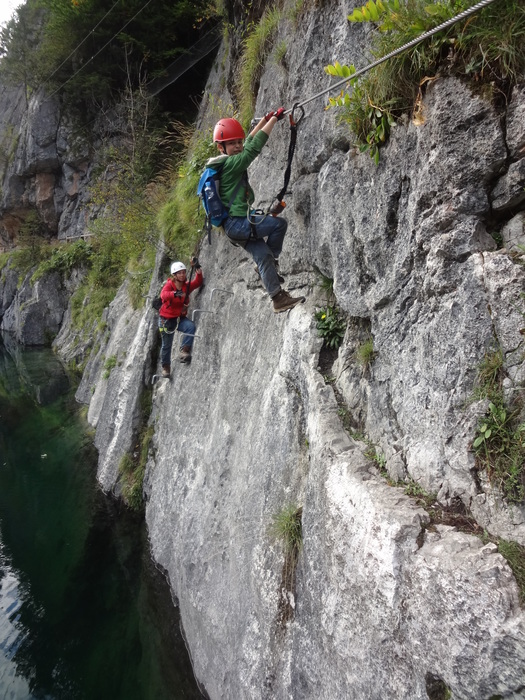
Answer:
[{"xmin": 425, "ymin": 672, "xmax": 452, "ymax": 700}]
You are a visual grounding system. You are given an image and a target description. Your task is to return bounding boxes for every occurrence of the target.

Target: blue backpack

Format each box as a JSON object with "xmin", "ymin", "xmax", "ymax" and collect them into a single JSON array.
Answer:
[
  {"xmin": 197, "ymin": 164, "xmax": 245, "ymax": 243},
  {"xmin": 197, "ymin": 166, "xmax": 229, "ymax": 229}
]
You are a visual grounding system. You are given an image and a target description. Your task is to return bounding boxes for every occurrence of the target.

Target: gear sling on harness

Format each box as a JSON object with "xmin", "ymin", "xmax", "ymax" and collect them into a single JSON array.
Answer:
[{"xmin": 268, "ymin": 104, "xmax": 305, "ymax": 217}]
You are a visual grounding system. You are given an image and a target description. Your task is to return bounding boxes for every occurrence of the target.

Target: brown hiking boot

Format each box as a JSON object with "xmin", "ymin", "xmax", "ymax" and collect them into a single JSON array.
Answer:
[
  {"xmin": 161, "ymin": 365, "xmax": 171, "ymax": 378},
  {"xmin": 272, "ymin": 289, "xmax": 305, "ymax": 313},
  {"xmin": 179, "ymin": 346, "xmax": 191, "ymax": 363}
]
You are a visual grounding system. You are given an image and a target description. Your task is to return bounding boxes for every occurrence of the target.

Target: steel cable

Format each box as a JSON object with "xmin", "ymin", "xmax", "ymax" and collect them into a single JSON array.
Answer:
[{"xmin": 284, "ymin": 0, "xmax": 500, "ymax": 115}]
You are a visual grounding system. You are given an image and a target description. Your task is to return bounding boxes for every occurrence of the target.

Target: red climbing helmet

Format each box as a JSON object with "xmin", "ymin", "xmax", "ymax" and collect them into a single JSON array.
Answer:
[{"xmin": 213, "ymin": 118, "xmax": 245, "ymax": 143}]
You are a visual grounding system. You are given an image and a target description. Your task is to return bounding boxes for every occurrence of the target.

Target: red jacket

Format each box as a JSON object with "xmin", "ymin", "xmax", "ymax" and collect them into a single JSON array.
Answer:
[{"xmin": 159, "ymin": 270, "xmax": 203, "ymax": 319}]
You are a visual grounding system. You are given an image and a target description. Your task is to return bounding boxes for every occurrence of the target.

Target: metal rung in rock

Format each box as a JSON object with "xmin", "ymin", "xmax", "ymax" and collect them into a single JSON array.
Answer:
[{"xmin": 192, "ymin": 309, "xmax": 215, "ymax": 322}]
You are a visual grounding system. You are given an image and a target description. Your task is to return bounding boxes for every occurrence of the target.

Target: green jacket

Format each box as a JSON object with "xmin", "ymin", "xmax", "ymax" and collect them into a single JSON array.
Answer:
[{"xmin": 206, "ymin": 131, "xmax": 269, "ymax": 218}]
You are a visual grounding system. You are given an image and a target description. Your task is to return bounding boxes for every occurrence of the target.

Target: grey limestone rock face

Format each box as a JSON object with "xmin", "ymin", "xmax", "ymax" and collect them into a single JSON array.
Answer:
[
  {"xmin": 502, "ymin": 212, "xmax": 525, "ymax": 252},
  {"xmin": 138, "ymin": 16, "xmax": 525, "ymax": 700},
  {"xmin": 507, "ymin": 83, "xmax": 525, "ymax": 159},
  {"xmin": 143, "ymin": 239, "xmax": 525, "ymax": 700},
  {"xmin": 492, "ymin": 158, "xmax": 525, "ymax": 212},
  {"xmin": 75, "ymin": 280, "xmax": 159, "ymax": 492},
  {"xmin": 0, "ymin": 264, "xmax": 19, "ymax": 314}
]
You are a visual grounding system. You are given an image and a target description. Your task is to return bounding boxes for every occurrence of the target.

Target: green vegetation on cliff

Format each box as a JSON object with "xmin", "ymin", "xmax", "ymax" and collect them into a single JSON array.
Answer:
[{"xmin": 325, "ymin": 0, "xmax": 525, "ymax": 161}]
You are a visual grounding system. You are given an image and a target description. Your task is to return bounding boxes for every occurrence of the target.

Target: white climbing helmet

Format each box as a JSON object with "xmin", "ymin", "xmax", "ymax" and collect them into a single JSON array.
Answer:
[{"xmin": 170, "ymin": 261, "xmax": 186, "ymax": 275}]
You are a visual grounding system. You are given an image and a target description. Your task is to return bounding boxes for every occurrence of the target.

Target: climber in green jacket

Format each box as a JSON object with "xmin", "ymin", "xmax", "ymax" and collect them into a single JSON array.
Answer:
[{"xmin": 207, "ymin": 112, "xmax": 305, "ymax": 314}]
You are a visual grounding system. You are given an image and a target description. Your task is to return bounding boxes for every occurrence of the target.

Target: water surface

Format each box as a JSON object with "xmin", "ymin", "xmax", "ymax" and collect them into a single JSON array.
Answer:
[{"xmin": 0, "ymin": 334, "xmax": 203, "ymax": 700}]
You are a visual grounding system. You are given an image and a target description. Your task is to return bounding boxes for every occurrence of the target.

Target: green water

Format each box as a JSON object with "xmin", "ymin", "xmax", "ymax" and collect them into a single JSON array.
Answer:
[{"xmin": 0, "ymin": 334, "xmax": 203, "ymax": 700}]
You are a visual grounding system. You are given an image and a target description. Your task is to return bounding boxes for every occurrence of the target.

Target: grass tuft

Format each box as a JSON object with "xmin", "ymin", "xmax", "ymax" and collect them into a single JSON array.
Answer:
[
  {"xmin": 498, "ymin": 538, "xmax": 525, "ymax": 604},
  {"xmin": 270, "ymin": 503, "xmax": 303, "ymax": 556},
  {"xmin": 270, "ymin": 503, "xmax": 303, "ymax": 625},
  {"xmin": 237, "ymin": 8, "xmax": 282, "ymax": 125},
  {"xmin": 355, "ymin": 336, "xmax": 375, "ymax": 368},
  {"xmin": 471, "ymin": 348, "xmax": 525, "ymax": 504}
]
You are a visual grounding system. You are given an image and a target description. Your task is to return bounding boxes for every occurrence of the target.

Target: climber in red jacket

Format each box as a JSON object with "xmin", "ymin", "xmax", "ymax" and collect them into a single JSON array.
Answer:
[{"xmin": 159, "ymin": 257, "xmax": 203, "ymax": 376}]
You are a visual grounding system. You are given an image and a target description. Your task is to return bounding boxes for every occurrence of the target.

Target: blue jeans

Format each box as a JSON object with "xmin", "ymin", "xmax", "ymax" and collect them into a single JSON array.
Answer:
[
  {"xmin": 224, "ymin": 214, "xmax": 288, "ymax": 297},
  {"xmin": 158, "ymin": 316, "xmax": 196, "ymax": 366}
]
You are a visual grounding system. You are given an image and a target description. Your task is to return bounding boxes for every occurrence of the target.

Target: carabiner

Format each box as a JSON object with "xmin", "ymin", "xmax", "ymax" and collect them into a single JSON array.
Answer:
[{"xmin": 289, "ymin": 103, "xmax": 305, "ymax": 128}]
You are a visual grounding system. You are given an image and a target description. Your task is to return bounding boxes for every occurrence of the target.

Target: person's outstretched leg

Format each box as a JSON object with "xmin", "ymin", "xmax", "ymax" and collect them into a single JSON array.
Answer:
[
  {"xmin": 177, "ymin": 316, "xmax": 196, "ymax": 363},
  {"xmin": 225, "ymin": 215, "xmax": 304, "ymax": 312},
  {"xmin": 253, "ymin": 215, "xmax": 287, "ymax": 260},
  {"xmin": 159, "ymin": 316, "xmax": 177, "ymax": 375},
  {"xmin": 245, "ymin": 238, "xmax": 282, "ymax": 298}
]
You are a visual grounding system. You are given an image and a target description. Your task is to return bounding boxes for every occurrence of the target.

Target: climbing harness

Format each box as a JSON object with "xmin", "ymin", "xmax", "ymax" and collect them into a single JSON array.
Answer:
[
  {"xmin": 159, "ymin": 317, "xmax": 180, "ymax": 335},
  {"xmin": 158, "ymin": 317, "xmax": 199, "ymax": 340}
]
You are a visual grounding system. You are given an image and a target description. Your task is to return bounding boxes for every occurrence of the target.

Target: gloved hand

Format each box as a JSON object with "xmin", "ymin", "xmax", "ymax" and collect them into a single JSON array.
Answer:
[
  {"xmin": 275, "ymin": 107, "xmax": 285, "ymax": 121},
  {"xmin": 264, "ymin": 110, "xmax": 275, "ymax": 122},
  {"xmin": 190, "ymin": 255, "xmax": 200, "ymax": 268}
]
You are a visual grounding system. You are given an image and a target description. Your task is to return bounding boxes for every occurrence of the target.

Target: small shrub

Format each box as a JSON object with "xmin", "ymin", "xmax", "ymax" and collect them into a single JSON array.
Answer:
[
  {"xmin": 315, "ymin": 306, "xmax": 346, "ymax": 349},
  {"xmin": 324, "ymin": 62, "xmax": 396, "ymax": 164},
  {"xmin": 9, "ymin": 211, "xmax": 49, "ymax": 273},
  {"xmin": 371, "ymin": 449, "xmax": 387, "ymax": 472},
  {"xmin": 326, "ymin": 0, "xmax": 525, "ymax": 160},
  {"xmin": 355, "ymin": 336, "xmax": 375, "ymax": 368},
  {"xmin": 498, "ymin": 538, "xmax": 525, "ymax": 603},
  {"xmin": 32, "ymin": 239, "xmax": 93, "ymax": 282},
  {"xmin": 337, "ymin": 405, "xmax": 353, "ymax": 432},
  {"xmin": 270, "ymin": 504, "xmax": 303, "ymax": 556},
  {"xmin": 364, "ymin": 444, "xmax": 396, "ymax": 482},
  {"xmin": 403, "ymin": 479, "xmax": 437, "ymax": 508},
  {"xmin": 473, "ymin": 400, "xmax": 525, "ymax": 503},
  {"xmin": 103, "ymin": 355, "xmax": 117, "ymax": 379}
]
